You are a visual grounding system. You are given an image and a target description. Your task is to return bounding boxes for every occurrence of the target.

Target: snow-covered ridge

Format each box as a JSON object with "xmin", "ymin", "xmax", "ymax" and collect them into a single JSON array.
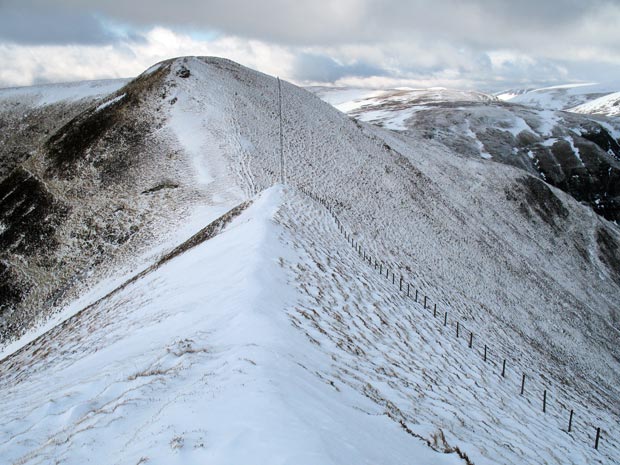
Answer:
[
  {"xmin": 0, "ymin": 187, "xmax": 464, "ymax": 465},
  {"xmin": 2, "ymin": 185, "xmax": 617, "ymax": 464},
  {"xmin": 94, "ymin": 93, "xmax": 126, "ymax": 113},
  {"xmin": 0, "ymin": 78, "xmax": 130, "ymax": 108}
]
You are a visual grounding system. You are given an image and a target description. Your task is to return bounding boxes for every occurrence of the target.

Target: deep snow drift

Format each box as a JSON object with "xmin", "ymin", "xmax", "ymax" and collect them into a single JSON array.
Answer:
[{"xmin": 1, "ymin": 57, "xmax": 619, "ymax": 464}]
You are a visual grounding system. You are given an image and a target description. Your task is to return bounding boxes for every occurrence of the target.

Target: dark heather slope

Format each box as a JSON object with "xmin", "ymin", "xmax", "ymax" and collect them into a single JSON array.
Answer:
[{"xmin": 0, "ymin": 80, "xmax": 128, "ymax": 181}]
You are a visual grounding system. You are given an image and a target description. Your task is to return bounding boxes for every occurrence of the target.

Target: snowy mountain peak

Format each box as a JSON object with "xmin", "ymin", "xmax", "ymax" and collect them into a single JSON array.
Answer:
[{"xmin": 1, "ymin": 57, "xmax": 620, "ymax": 465}]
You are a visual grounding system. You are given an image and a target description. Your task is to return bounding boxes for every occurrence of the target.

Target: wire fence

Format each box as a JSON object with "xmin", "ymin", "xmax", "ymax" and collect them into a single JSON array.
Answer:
[{"xmin": 299, "ymin": 186, "xmax": 617, "ymax": 455}]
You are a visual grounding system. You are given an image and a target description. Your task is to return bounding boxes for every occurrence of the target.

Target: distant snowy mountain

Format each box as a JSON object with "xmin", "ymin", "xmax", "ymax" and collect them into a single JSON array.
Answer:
[
  {"xmin": 1, "ymin": 58, "xmax": 619, "ymax": 464},
  {"xmin": 310, "ymin": 85, "xmax": 620, "ymax": 224},
  {"xmin": 497, "ymin": 83, "xmax": 619, "ymax": 114},
  {"xmin": 570, "ymin": 91, "xmax": 620, "ymax": 117},
  {"xmin": 310, "ymin": 86, "xmax": 497, "ymax": 130}
]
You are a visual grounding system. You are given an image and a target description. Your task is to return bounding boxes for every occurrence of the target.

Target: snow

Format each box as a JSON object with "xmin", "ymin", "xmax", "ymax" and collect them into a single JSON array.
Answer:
[
  {"xmin": 499, "ymin": 83, "xmax": 619, "ymax": 112},
  {"xmin": 141, "ymin": 63, "xmax": 162, "ymax": 76},
  {"xmin": 355, "ymin": 107, "xmax": 417, "ymax": 130},
  {"xmin": 0, "ymin": 197, "xmax": 235, "ymax": 362},
  {"xmin": 0, "ymin": 79, "xmax": 129, "ymax": 107},
  {"xmin": 503, "ymin": 116, "xmax": 532, "ymax": 137},
  {"xmin": 1, "ymin": 57, "xmax": 619, "ymax": 465},
  {"xmin": 94, "ymin": 93, "xmax": 126, "ymax": 112},
  {"xmin": 309, "ymin": 87, "xmax": 388, "ymax": 113},
  {"xmin": 310, "ymin": 86, "xmax": 496, "ymax": 131},
  {"xmin": 2, "ymin": 184, "xmax": 617, "ymax": 464},
  {"xmin": 565, "ymin": 136, "xmax": 583, "ymax": 164},
  {"xmin": 536, "ymin": 109, "xmax": 561, "ymax": 137},
  {"xmin": 0, "ymin": 186, "xmax": 464, "ymax": 465},
  {"xmin": 569, "ymin": 91, "xmax": 620, "ymax": 117}
]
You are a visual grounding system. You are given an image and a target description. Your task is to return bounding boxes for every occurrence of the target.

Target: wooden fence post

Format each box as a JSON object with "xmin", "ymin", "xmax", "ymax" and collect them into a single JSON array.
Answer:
[
  {"xmin": 543, "ymin": 390, "xmax": 547, "ymax": 413},
  {"xmin": 468, "ymin": 332, "xmax": 473, "ymax": 348},
  {"xmin": 520, "ymin": 373, "xmax": 526, "ymax": 395},
  {"xmin": 568, "ymin": 409, "xmax": 573, "ymax": 433},
  {"xmin": 433, "ymin": 303, "xmax": 436, "ymax": 317},
  {"xmin": 456, "ymin": 321, "xmax": 460, "ymax": 338},
  {"xmin": 595, "ymin": 427, "xmax": 601, "ymax": 450},
  {"xmin": 443, "ymin": 312, "xmax": 447, "ymax": 326},
  {"xmin": 399, "ymin": 276, "xmax": 403, "ymax": 291},
  {"xmin": 501, "ymin": 359, "xmax": 506, "ymax": 377},
  {"xmin": 407, "ymin": 283, "xmax": 410, "ymax": 297},
  {"xmin": 424, "ymin": 295, "xmax": 427, "ymax": 309},
  {"xmin": 483, "ymin": 345, "xmax": 487, "ymax": 362},
  {"xmin": 415, "ymin": 290, "xmax": 418, "ymax": 302}
]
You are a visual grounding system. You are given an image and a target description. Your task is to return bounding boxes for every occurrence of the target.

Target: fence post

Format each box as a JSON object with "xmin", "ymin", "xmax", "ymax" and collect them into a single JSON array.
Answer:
[
  {"xmin": 468, "ymin": 332, "xmax": 473, "ymax": 348},
  {"xmin": 424, "ymin": 295, "xmax": 427, "ymax": 309},
  {"xmin": 456, "ymin": 321, "xmax": 460, "ymax": 338},
  {"xmin": 415, "ymin": 290, "xmax": 418, "ymax": 302},
  {"xmin": 407, "ymin": 283, "xmax": 410, "ymax": 297},
  {"xmin": 483, "ymin": 344, "xmax": 487, "ymax": 362},
  {"xmin": 568, "ymin": 409, "xmax": 573, "ymax": 433},
  {"xmin": 501, "ymin": 359, "xmax": 506, "ymax": 377},
  {"xmin": 543, "ymin": 390, "xmax": 547, "ymax": 413},
  {"xmin": 392, "ymin": 273, "xmax": 395, "ymax": 285},
  {"xmin": 399, "ymin": 276, "xmax": 403, "ymax": 291},
  {"xmin": 443, "ymin": 312, "xmax": 447, "ymax": 326},
  {"xmin": 595, "ymin": 427, "xmax": 601, "ymax": 450},
  {"xmin": 520, "ymin": 373, "xmax": 526, "ymax": 395},
  {"xmin": 433, "ymin": 303, "xmax": 436, "ymax": 317}
]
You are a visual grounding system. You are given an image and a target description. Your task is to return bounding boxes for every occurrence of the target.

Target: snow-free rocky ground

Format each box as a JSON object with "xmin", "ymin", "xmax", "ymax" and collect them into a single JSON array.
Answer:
[{"xmin": 1, "ymin": 57, "xmax": 620, "ymax": 464}]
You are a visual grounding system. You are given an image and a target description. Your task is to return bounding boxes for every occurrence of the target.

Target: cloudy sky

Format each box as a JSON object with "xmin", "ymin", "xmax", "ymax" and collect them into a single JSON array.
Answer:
[{"xmin": 1, "ymin": 0, "xmax": 619, "ymax": 91}]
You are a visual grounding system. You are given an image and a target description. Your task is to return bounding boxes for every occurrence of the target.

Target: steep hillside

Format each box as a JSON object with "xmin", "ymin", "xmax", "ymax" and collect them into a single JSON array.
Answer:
[
  {"xmin": 312, "ymin": 86, "xmax": 620, "ymax": 223},
  {"xmin": 0, "ymin": 79, "xmax": 128, "ymax": 180},
  {"xmin": 1, "ymin": 57, "xmax": 619, "ymax": 464}
]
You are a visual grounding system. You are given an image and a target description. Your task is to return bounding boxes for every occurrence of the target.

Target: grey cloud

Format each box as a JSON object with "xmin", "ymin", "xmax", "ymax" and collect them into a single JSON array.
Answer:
[
  {"xmin": 0, "ymin": 5, "xmax": 116, "ymax": 45},
  {"xmin": 292, "ymin": 53, "xmax": 388, "ymax": 82},
  {"xmin": 5, "ymin": 0, "xmax": 618, "ymax": 49},
  {"xmin": 1, "ymin": 0, "xmax": 619, "ymax": 90}
]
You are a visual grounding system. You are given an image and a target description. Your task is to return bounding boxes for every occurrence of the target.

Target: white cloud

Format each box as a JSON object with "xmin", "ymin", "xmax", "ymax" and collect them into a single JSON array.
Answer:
[
  {"xmin": 0, "ymin": 28, "xmax": 295, "ymax": 87},
  {"xmin": 0, "ymin": 21, "xmax": 618, "ymax": 92}
]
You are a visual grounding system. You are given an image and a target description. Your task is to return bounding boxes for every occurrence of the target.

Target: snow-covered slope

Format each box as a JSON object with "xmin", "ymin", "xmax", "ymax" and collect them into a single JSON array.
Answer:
[
  {"xmin": 496, "ymin": 83, "xmax": 619, "ymax": 113},
  {"xmin": 570, "ymin": 91, "xmax": 620, "ymax": 117},
  {"xmin": 0, "ymin": 79, "xmax": 129, "ymax": 108},
  {"xmin": 1, "ymin": 186, "xmax": 617, "ymax": 464},
  {"xmin": 309, "ymin": 86, "xmax": 496, "ymax": 130},
  {"xmin": 312, "ymin": 85, "xmax": 620, "ymax": 223},
  {"xmin": 1, "ymin": 57, "xmax": 620, "ymax": 464}
]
